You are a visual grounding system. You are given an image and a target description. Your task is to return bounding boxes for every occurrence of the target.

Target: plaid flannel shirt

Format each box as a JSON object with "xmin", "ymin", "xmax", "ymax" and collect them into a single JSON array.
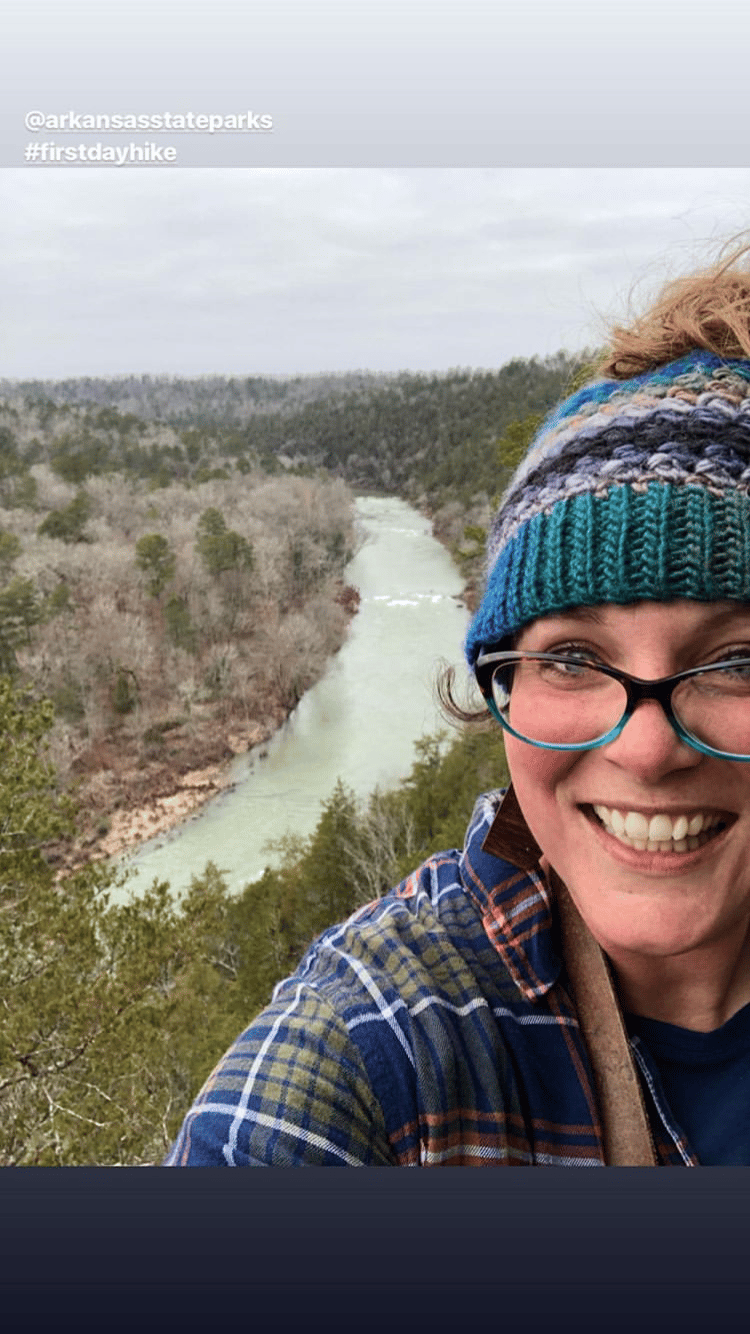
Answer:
[{"xmin": 165, "ymin": 791, "xmax": 697, "ymax": 1167}]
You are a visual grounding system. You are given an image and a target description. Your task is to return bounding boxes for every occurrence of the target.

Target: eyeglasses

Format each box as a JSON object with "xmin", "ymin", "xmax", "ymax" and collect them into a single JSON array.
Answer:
[{"xmin": 474, "ymin": 650, "xmax": 750, "ymax": 761}]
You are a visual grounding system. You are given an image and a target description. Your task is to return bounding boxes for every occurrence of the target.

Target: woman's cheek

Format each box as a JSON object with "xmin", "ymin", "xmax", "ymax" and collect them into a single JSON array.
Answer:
[{"xmin": 504, "ymin": 737, "xmax": 582, "ymax": 850}]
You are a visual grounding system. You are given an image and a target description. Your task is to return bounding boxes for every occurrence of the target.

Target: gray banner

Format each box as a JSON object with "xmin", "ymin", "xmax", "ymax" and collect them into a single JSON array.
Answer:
[{"xmin": 4, "ymin": 0, "xmax": 750, "ymax": 168}]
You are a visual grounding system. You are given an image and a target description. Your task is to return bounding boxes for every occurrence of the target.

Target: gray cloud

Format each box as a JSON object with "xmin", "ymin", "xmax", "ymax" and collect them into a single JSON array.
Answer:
[{"xmin": 1, "ymin": 167, "xmax": 749, "ymax": 377}]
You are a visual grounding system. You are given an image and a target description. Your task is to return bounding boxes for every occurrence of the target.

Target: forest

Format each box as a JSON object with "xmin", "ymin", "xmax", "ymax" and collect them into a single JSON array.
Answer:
[
  {"xmin": 0, "ymin": 397, "xmax": 358, "ymax": 859},
  {"xmin": 0, "ymin": 350, "xmax": 583, "ymax": 1164},
  {"xmin": 0, "ymin": 349, "xmax": 584, "ymax": 497}
]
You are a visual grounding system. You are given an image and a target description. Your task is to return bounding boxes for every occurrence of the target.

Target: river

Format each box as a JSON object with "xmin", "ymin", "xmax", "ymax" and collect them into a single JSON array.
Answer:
[{"xmin": 117, "ymin": 495, "xmax": 468, "ymax": 902}]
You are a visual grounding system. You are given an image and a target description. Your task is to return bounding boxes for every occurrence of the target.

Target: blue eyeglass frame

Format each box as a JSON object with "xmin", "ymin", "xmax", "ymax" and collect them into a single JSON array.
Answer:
[{"xmin": 474, "ymin": 649, "xmax": 750, "ymax": 761}]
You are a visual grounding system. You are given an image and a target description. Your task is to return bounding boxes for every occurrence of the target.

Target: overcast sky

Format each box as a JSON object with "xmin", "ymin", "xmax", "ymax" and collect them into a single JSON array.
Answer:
[{"xmin": 2, "ymin": 167, "xmax": 750, "ymax": 380}]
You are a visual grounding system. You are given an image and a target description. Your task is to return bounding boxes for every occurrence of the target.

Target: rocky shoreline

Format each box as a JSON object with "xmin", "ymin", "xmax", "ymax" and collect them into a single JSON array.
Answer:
[
  {"xmin": 55, "ymin": 711, "xmax": 285, "ymax": 872},
  {"xmin": 56, "ymin": 583, "xmax": 362, "ymax": 873}
]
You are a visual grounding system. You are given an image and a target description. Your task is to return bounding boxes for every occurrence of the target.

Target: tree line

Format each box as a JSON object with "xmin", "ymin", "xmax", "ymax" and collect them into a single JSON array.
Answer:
[
  {"xmin": 0, "ymin": 352, "xmax": 587, "ymax": 498},
  {"xmin": 0, "ymin": 677, "xmax": 508, "ymax": 1165}
]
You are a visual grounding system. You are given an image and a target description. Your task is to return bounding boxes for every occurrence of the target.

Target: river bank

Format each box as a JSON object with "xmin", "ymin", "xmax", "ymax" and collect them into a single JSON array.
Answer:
[
  {"xmin": 54, "ymin": 581, "xmax": 361, "ymax": 872},
  {"xmin": 55, "ymin": 493, "xmax": 474, "ymax": 883},
  {"xmin": 110, "ymin": 495, "xmax": 469, "ymax": 902},
  {"xmin": 59, "ymin": 713, "xmax": 281, "ymax": 869}
]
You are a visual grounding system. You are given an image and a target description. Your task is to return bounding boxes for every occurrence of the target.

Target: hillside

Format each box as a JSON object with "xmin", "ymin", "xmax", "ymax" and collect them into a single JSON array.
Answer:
[
  {"xmin": 0, "ymin": 458, "xmax": 357, "ymax": 861},
  {"xmin": 0, "ymin": 351, "xmax": 585, "ymax": 497},
  {"xmin": 0, "ymin": 351, "xmax": 587, "ymax": 855}
]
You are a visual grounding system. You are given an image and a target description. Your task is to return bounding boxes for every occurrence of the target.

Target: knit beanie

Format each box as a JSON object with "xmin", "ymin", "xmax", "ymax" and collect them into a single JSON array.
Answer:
[{"xmin": 465, "ymin": 349, "xmax": 750, "ymax": 667}]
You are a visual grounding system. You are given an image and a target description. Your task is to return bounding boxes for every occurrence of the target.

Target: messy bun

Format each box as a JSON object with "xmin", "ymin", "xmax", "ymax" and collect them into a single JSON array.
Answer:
[{"xmin": 597, "ymin": 240, "xmax": 750, "ymax": 379}]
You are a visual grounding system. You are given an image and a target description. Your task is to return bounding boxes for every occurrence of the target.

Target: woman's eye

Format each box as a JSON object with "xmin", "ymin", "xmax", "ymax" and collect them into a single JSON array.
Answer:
[
  {"xmin": 545, "ymin": 643, "xmax": 602, "ymax": 662},
  {"xmin": 542, "ymin": 658, "xmax": 591, "ymax": 678},
  {"xmin": 699, "ymin": 648, "xmax": 750, "ymax": 670},
  {"xmin": 715, "ymin": 647, "xmax": 750, "ymax": 661}
]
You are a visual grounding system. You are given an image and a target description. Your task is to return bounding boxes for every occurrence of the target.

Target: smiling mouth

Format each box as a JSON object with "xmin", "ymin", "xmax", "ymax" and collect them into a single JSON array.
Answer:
[{"xmin": 586, "ymin": 804, "xmax": 731, "ymax": 853}]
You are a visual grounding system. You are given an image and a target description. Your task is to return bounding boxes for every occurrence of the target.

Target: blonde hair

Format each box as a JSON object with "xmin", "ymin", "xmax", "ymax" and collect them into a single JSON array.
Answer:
[{"xmin": 597, "ymin": 239, "xmax": 750, "ymax": 379}]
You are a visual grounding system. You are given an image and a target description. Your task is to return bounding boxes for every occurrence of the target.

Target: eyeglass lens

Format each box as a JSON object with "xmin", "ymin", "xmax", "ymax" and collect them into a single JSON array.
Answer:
[{"xmin": 491, "ymin": 657, "xmax": 750, "ymax": 756}]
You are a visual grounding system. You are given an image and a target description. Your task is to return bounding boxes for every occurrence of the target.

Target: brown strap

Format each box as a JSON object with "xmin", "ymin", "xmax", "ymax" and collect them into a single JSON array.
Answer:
[
  {"xmin": 483, "ymin": 786, "xmax": 657, "ymax": 1166},
  {"xmin": 553, "ymin": 871, "xmax": 657, "ymax": 1166}
]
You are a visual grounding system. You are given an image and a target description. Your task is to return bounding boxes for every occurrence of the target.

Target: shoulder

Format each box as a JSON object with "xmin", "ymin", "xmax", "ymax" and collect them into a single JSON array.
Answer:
[
  {"xmin": 165, "ymin": 863, "xmax": 481, "ymax": 1167},
  {"xmin": 165, "ymin": 791, "xmax": 535, "ymax": 1167}
]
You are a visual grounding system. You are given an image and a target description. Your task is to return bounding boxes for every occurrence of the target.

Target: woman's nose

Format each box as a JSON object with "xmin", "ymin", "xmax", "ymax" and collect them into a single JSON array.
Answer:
[{"xmin": 602, "ymin": 697, "xmax": 703, "ymax": 779}]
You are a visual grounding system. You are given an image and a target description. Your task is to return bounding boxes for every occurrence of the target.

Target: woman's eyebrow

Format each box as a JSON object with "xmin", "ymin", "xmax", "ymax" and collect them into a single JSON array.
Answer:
[
  {"xmin": 557, "ymin": 607, "xmax": 606, "ymax": 624},
  {"xmin": 541, "ymin": 605, "xmax": 750, "ymax": 629},
  {"xmin": 530, "ymin": 607, "xmax": 607, "ymax": 628}
]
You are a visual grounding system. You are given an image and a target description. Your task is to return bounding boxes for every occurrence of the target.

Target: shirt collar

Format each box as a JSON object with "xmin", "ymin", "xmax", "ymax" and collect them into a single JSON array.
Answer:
[{"xmin": 459, "ymin": 788, "xmax": 562, "ymax": 1001}]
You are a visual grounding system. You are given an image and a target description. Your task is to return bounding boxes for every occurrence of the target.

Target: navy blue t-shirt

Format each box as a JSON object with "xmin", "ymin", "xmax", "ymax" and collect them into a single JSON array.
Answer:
[{"xmin": 626, "ymin": 1003, "xmax": 750, "ymax": 1166}]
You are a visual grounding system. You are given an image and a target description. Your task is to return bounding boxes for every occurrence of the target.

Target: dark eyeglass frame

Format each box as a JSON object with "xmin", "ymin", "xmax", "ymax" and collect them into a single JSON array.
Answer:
[{"xmin": 474, "ymin": 649, "xmax": 750, "ymax": 761}]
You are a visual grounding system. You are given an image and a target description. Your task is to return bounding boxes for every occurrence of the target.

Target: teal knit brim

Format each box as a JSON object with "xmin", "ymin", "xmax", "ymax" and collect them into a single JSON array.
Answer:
[{"xmin": 465, "ymin": 482, "xmax": 750, "ymax": 664}]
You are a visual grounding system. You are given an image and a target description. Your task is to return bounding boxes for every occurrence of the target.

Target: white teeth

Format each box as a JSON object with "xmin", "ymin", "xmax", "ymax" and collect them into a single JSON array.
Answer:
[
  {"xmin": 672, "ymin": 815, "xmax": 689, "ymax": 841},
  {"xmin": 624, "ymin": 811, "xmax": 649, "ymax": 840},
  {"xmin": 648, "ymin": 813, "xmax": 673, "ymax": 842},
  {"xmin": 590, "ymin": 804, "xmax": 724, "ymax": 853}
]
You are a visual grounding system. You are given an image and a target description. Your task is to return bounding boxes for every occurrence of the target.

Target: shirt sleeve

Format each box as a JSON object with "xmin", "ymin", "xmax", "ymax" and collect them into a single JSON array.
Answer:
[{"xmin": 163, "ymin": 978, "xmax": 396, "ymax": 1167}]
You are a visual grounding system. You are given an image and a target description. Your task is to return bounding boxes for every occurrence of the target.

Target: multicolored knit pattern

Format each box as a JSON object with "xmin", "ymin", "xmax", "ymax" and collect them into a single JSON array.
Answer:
[{"xmin": 465, "ymin": 350, "xmax": 750, "ymax": 666}]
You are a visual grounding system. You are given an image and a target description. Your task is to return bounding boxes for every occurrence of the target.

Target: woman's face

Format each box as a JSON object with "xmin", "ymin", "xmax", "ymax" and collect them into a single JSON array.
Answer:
[{"xmin": 505, "ymin": 600, "xmax": 750, "ymax": 973}]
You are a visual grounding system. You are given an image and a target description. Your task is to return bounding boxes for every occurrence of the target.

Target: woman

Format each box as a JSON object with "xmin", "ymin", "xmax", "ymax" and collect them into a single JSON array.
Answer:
[{"xmin": 166, "ymin": 249, "xmax": 750, "ymax": 1166}]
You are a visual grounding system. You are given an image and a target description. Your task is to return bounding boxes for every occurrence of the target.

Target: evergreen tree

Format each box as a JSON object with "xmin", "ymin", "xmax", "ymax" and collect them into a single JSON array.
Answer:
[
  {"xmin": 196, "ymin": 507, "xmax": 254, "ymax": 577},
  {"xmin": 135, "ymin": 533, "xmax": 176, "ymax": 597},
  {"xmin": 0, "ymin": 680, "xmax": 239, "ymax": 1164},
  {"xmin": 163, "ymin": 595, "xmax": 197, "ymax": 653},
  {"xmin": 0, "ymin": 529, "xmax": 21, "ymax": 579},
  {"xmin": 37, "ymin": 490, "xmax": 92, "ymax": 543},
  {"xmin": 0, "ymin": 576, "xmax": 42, "ymax": 671}
]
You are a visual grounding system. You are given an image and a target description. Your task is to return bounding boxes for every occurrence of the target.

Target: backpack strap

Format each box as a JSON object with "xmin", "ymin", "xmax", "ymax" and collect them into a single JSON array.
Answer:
[
  {"xmin": 483, "ymin": 785, "xmax": 657, "ymax": 1166},
  {"xmin": 552, "ymin": 870, "xmax": 657, "ymax": 1166}
]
